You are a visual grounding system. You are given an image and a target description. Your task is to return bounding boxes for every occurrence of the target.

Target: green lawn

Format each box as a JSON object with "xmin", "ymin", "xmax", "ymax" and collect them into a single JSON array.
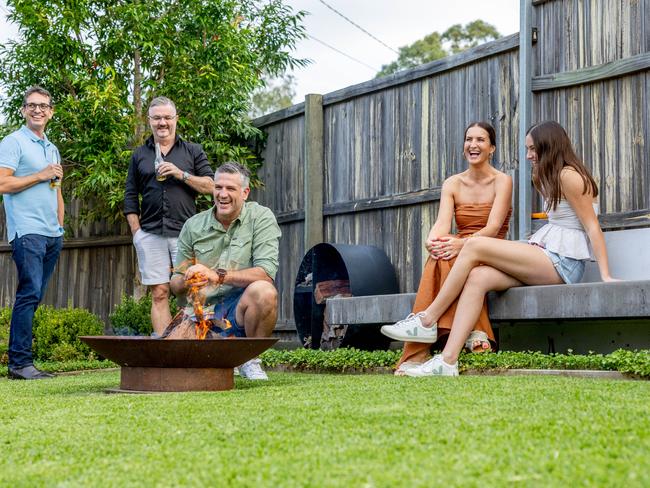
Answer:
[{"xmin": 1, "ymin": 371, "xmax": 649, "ymax": 487}]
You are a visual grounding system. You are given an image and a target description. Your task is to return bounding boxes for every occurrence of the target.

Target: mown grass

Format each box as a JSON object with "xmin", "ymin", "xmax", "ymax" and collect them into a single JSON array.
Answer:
[{"xmin": 1, "ymin": 371, "xmax": 649, "ymax": 487}]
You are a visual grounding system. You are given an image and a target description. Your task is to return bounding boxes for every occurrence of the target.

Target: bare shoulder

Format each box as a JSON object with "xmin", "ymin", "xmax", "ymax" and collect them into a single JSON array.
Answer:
[
  {"xmin": 441, "ymin": 174, "xmax": 461, "ymax": 193},
  {"xmin": 493, "ymin": 170, "xmax": 513, "ymax": 191},
  {"xmin": 560, "ymin": 167, "xmax": 585, "ymax": 190},
  {"xmin": 443, "ymin": 173, "xmax": 461, "ymax": 186},
  {"xmin": 494, "ymin": 169, "xmax": 513, "ymax": 184},
  {"xmin": 560, "ymin": 167, "xmax": 598, "ymax": 203}
]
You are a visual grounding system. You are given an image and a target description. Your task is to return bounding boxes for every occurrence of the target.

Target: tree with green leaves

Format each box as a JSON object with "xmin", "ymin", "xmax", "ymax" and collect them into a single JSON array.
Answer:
[
  {"xmin": 249, "ymin": 74, "xmax": 296, "ymax": 118},
  {"xmin": 0, "ymin": 0, "xmax": 307, "ymax": 223},
  {"xmin": 376, "ymin": 20, "xmax": 500, "ymax": 78},
  {"xmin": 443, "ymin": 20, "xmax": 502, "ymax": 54}
]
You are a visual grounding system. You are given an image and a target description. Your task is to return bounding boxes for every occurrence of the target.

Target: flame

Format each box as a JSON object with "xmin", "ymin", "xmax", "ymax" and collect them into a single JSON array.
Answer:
[
  {"xmin": 182, "ymin": 258, "xmax": 230, "ymax": 340},
  {"xmin": 184, "ymin": 273, "xmax": 211, "ymax": 340},
  {"xmin": 220, "ymin": 317, "xmax": 232, "ymax": 335}
]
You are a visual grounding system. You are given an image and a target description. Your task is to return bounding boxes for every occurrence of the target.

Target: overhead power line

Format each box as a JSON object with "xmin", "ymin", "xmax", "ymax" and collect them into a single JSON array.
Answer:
[
  {"xmin": 316, "ymin": 0, "xmax": 399, "ymax": 55},
  {"xmin": 308, "ymin": 34, "xmax": 378, "ymax": 72}
]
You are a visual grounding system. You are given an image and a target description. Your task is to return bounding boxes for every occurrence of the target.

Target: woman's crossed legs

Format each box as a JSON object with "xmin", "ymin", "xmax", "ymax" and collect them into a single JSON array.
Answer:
[{"xmin": 388, "ymin": 237, "xmax": 564, "ymax": 364}]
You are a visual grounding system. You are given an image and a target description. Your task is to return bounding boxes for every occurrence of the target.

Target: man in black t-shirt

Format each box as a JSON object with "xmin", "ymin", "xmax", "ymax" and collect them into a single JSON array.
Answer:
[{"xmin": 124, "ymin": 96, "xmax": 214, "ymax": 335}]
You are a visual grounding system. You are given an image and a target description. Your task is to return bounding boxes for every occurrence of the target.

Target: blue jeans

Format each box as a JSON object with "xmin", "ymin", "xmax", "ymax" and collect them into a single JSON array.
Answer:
[{"xmin": 9, "ymin": 234, "xmax": 63, "ymax": 368}]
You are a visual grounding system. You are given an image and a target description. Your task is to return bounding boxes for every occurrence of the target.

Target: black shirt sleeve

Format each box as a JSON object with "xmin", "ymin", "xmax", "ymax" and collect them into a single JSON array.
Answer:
[
  {"xmin": 191, "ymin": 143, "xmax": 214, "ymax": 178},
  {"xmin": 124, "ymin": 151, "xmax": 141, "ymax": 216}
]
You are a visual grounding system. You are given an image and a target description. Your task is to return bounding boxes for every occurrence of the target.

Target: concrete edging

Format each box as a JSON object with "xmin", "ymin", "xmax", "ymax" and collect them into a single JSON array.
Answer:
[{"xmin": 267, "ymin": 365, "xmax": 640, "ymax": 380}]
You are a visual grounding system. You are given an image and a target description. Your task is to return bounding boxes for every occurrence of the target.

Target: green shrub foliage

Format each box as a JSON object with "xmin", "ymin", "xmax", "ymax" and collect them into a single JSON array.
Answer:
[
  {"xmin": 109, "ymin": 294, "xmax": 179, "ymax": 336},
  {"xmin": 260, "ymin": 347, "xmax": 650, "ymax": 378},
  {"xmin": 0, "ymin": 0, "xmax": 307, "ymax": 223},
  {"xmin": 0, "ymin": 306, "xmax": 104, "ymax": 362},
  {"xmin": 32, "ymin": 306, "xmax": 104, "ymax": 361},
  {"xmin": 0, "ymin": 308, "xmax": 11, "ymax": 364}
]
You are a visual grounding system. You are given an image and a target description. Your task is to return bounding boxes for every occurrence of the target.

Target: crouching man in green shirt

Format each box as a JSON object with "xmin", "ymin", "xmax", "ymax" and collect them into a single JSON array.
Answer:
[{"xmin": 170, "ymin": 162, "xmax": 281, "ymax": 380}]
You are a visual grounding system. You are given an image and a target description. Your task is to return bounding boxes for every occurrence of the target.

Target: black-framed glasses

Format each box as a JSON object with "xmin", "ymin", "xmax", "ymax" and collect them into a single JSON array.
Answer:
[
  {"xmin": 148, "ymin": 115, "xmax": 177, "ymax": 122},
  {"xmin": 23, "ymin": 102, "xmax": 52, "ymax": 111}
]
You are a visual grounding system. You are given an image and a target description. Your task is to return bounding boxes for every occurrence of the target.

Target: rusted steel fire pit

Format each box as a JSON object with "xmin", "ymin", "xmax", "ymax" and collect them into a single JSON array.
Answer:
[{"xmin": 80, "ymin": 336, "xmax": 278, "ymax": 393}]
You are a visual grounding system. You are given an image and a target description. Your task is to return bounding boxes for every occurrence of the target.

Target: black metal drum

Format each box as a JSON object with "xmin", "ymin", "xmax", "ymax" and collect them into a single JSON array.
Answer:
[{"xmin": 293, "ymin": 243, "xmax": 399, "ymax": 350}]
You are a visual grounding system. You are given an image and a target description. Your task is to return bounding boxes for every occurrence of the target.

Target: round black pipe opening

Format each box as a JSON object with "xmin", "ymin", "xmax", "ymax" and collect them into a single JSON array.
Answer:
[{"xmin": 293, "ymin": 243, "xmax": 398, "ymax": 350}]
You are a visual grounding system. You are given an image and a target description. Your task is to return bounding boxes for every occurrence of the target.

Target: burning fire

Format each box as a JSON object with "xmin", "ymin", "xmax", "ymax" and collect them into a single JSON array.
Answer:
[
  {"xmin": 185, "ymin": 272, "xmax": 211, "ymax": 339},
  {"xmin": 182, "ymin": 258, "xmax": 232, "ymax": 340}
]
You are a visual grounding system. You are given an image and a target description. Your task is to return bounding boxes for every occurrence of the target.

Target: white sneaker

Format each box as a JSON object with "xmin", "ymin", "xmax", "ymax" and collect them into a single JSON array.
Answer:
[
  {"xmin": 404, "ymin": 354, "xmax": 459, "ymax": 377},
  {"xmin": 380, "ymin": 313, "xmax": 437, "ymax": 343},
  {"xmin": 239, "ymin": 358, "xmax": 268, "ymax": 380},
  {"xmin": 394, "ymin": 360, "xmax": 424, "ymax": 377}
]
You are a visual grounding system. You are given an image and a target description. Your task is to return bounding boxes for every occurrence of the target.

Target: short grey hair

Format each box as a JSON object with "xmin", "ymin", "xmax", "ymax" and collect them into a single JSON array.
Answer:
[
  {"xmin": 148, "ymin": 96, "xmax": 176, "ymax": 113},
  {"xmin": 23, "ymin": 86, "xmax": 52, "ymax": 106},
  {"xmin": 216, "ymin": 162, "xmax": 251, "ymax": 189}
]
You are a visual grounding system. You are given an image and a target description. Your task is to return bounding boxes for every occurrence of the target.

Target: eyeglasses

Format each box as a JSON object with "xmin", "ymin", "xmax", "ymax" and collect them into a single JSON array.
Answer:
[
  {"xmin": 148, "ymin": 115, "xmax": 177, "ymax": 122},
  {"xmin": 23, "ymin": 103, "xmax": 52, "ymax": 111}
]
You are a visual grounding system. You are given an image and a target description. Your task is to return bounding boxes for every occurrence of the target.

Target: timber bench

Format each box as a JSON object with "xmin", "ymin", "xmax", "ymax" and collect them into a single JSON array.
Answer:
[
  {"xmin": 324, "ymin": 228, "xmax": 650, "ymax": 353},
  {"xmin": 325, "ymin": 281, "xmax": 650, "ymax": 324}
]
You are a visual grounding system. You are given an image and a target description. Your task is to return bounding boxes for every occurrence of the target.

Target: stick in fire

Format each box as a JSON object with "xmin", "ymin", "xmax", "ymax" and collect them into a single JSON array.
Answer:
[{"xmin": 161, "ymin": 257, "xmax": 232, "ymax": 340}]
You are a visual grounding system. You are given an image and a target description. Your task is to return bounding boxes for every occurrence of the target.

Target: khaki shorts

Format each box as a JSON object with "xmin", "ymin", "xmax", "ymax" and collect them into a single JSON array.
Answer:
[{"xmin": 133, "ymin": 229, "xmax": 178, "ymax": 285}]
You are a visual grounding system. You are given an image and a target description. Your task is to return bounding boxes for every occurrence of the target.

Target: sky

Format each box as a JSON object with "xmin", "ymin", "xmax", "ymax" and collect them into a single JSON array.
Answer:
[
  {"xmin": 0, "ymin": 0, "xmax": 520, "ymax": 106},
  {"xmin": 283, "ymin": 0, "xmax": 520, "ymax": 101}
]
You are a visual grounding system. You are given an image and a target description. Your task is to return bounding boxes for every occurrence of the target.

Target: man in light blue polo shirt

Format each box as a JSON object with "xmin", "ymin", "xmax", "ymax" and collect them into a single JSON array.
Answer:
[{"xmin": 0, "ymin": 86, "xmax": 64, "ymax": 380}]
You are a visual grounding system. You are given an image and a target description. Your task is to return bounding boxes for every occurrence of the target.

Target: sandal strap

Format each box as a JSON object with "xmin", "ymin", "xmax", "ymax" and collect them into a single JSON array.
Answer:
[{"xmin": 464, "ymin": 330, "xmax": 489, "ymax": 350}]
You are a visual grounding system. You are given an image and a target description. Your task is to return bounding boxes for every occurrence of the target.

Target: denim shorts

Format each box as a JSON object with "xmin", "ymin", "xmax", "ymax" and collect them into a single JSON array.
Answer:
[
  {"xmin": 184, "ymin": 290, "xmax": 246, "ymax": 337},
  {"xmin": 210, "ymin": 290, "xmax": 246, "ymax": 337},
  {"xmin": 541, "ymin": 249, "xmax": 585, "ymax": 284}
]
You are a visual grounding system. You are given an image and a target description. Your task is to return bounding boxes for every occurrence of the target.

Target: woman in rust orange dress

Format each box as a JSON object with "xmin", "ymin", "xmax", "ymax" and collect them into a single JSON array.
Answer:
[{"xmin": 394, "ymin": 121, "xmax": 512, "ymax": 376}]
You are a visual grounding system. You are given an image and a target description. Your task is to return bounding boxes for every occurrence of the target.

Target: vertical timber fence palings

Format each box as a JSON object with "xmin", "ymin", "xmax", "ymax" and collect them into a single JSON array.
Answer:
[
  {"xmin": 251, "ymin": 0, "xmax": 650, "ymax": 331},
  {"xmin": 0, "ymin": 203, "xmax": 137, "ymax": 326},
  {"xmin": 518, "ymin": 0, "xmax": 533, "ymax": 240},
  {"xmin": 1, "ymin": 0, "xmax": 648, "ymax": 330}
]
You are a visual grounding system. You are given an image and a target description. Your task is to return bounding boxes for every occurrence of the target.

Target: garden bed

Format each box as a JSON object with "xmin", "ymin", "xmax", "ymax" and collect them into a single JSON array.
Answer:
[{"xmin": 2, "ymin": 349, "xmax": 649, "ymax": 380}]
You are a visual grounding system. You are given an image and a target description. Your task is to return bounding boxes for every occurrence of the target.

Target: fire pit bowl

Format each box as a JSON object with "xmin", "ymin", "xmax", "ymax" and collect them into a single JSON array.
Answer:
[{"xmin": 80, "ymin": 336, "xmax": 278, "ymax": 392}]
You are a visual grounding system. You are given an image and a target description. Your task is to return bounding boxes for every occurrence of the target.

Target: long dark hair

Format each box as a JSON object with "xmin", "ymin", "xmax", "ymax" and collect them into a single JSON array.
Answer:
[
  {"xmin": 464, "ymin": 121, "xmax": 496, "ymax": 146},
  {"xmin": 527, "ymin": 121, "xmax": 598, "ymax": 211}
]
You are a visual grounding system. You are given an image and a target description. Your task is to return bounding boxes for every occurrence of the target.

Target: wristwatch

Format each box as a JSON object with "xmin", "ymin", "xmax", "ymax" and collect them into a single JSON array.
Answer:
[
  {"xmin": 216, "ymin": 268, "xmax": 227, "ymax": 285},
  {"xmin": 182, "ymin": 171, "xmax": 190, "ymax": 182}
]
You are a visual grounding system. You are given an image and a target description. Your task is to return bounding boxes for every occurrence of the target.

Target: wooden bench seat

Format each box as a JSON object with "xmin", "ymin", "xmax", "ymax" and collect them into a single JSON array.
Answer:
[
  {"xmin": 325, "ymin": 280, "xmax": 650, "ymax": 325},
  {"xmin": 323, "ymin": 228, "xmax": 650, "ymax": 353}
]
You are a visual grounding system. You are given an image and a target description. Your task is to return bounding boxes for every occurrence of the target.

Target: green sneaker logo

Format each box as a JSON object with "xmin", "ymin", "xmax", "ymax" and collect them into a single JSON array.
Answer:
[{"xmin": 406, "ymin": 328, "xmax": 417, "ymax": 336}]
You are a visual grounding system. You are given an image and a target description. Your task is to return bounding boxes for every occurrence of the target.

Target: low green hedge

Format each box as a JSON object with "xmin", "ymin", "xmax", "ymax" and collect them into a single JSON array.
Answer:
[
  {"xmin": 109, "ymin": 293, "xmax": 179, "ymax": 336},
  {"xmin": 0, "ymin": 308, "xmax": 11, "ymax": 362},
  {"xmin": 0, "ymin": 305, "xmax": 104, "ymax": 364},
  {"xmin": 259, "ymin": 348, "xmax": 650, "ymax": 378},
  {"xmin": 33, "ymin": 306, "xmax": 104, "ymax": 361}
]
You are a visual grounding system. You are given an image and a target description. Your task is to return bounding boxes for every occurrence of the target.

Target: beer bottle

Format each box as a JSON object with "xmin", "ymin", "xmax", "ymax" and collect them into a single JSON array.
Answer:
[
  {"xmin": 49, "ymin": 148, "xmax": 61, "ymax": 188},
  {"xmin": 154, "ymin": 142, "xmax": 166, "ymax": 181}
]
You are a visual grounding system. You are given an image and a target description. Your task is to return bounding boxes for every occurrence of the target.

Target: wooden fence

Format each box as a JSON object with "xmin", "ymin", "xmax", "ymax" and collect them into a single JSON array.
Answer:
[
  {"xmin": 251, "ymin": 0, "xmax": 650, "ymax": 331},
  {"xmin": 0, "ymin": 202, "xmax": 138, "ymax": 326},
  {"xmin": 1, "ymin": 0, "xmax": 648, "ymax": 332}
]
